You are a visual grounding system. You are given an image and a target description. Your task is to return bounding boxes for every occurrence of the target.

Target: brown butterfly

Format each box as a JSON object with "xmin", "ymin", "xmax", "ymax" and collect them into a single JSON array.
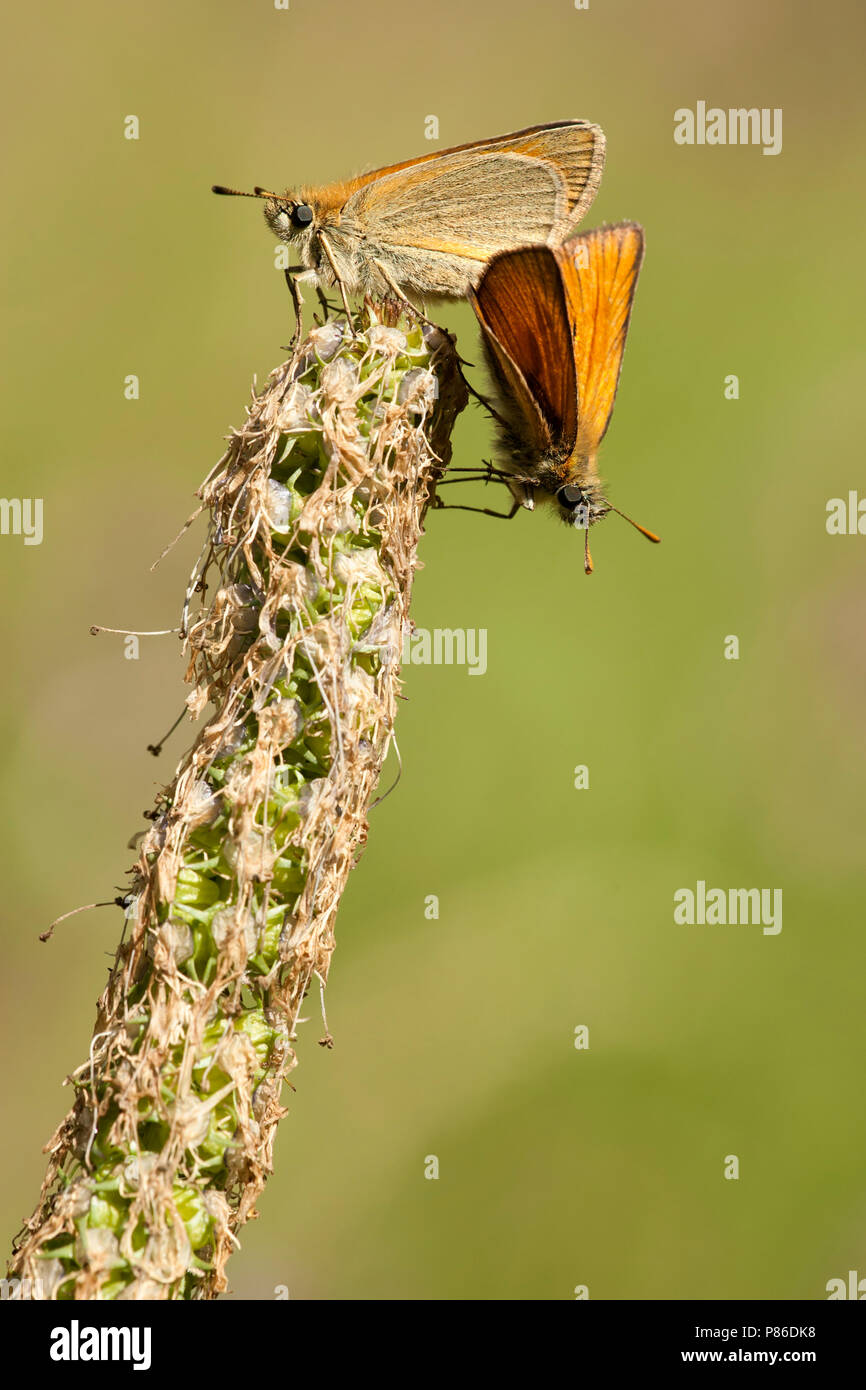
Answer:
[
  {"xmin": 463, "ymin": 221, "xmax": 659, "ymax": 573},
  {"xmin": 212, "ymin": 121, "xmax": 605, "ymax": 305}
]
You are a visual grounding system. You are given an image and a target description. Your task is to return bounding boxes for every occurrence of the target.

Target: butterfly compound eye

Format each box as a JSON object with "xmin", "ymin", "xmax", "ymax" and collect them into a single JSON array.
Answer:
[
  {"xmin": 557, "ymin": 484, "xmax": 586, "ymax": 510},
  {"xmin": 290, "ymin": 204, "xmax": 314, "ymax": 228}
]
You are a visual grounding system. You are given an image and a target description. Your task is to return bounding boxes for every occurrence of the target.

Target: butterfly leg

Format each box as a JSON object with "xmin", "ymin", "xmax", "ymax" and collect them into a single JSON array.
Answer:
[
  {"xmin": 316, "ymin": 232, "xmax": 356, "ymax": 328},
  {"xmin": 370, "ymin": 258, "xmax": 441, "ymax": 330},
  {"xmin": 437, "ymin": 462, "xmax": 516, "ymax": 487},
  {"xmin": 315, "ymin": 285, "xmax": 342, "ymax": 320},
  {"xmin": 282, "ymin": 269, "xmax": 305, "ymax": 353},
  {"xmin": 458, "ymin": 369, "xmax": 514, "ymax": 433},
  {"xmin": 431, "ymin": 494, "xmax": 522, "ymax": 521}
]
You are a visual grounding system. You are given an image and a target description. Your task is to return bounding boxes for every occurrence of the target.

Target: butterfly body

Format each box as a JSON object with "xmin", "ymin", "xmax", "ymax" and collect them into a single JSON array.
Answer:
[{"xmin": 488, "ymin": 413, "xmax": 610, "ymax": 528}]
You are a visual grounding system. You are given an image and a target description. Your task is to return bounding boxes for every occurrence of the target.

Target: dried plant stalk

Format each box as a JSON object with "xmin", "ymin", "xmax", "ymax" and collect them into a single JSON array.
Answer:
[{"xmin": 9, "ymin": 311, "xmax": 466, "ymax": 1299}]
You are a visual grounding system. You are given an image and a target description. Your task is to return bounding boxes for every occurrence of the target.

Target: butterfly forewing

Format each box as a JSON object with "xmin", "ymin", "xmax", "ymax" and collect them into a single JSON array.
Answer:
[
  {"xmin": 556, "ymin": 222, "xmax": 645, "ymax": 456},
  {"xmin": 345, "ymin": 153, "xmax": 566, "ymax": 261},
  {"xmin": 341, "ymin": 121, "xmax": 604, "ymax": 234}
]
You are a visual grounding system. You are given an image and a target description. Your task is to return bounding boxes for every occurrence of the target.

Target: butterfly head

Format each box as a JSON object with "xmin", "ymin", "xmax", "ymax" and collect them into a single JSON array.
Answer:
[
  {"xmin": 553, "ymin": 481, "xmax": 609, "ymax": 530},
  {"xmin": 264, "ymin": 195, "xmax": 317, "ymax": 243}
]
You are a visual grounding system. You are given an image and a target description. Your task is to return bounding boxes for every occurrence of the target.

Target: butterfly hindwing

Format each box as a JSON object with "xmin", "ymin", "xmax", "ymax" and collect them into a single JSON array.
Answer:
[{"xmin": 471, "ymin": 244, "xmax": 579, "ymax": 455}]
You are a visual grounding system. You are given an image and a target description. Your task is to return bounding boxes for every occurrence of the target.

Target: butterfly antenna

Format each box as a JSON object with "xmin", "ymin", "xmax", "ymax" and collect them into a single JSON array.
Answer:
[
  {"xmin": 211, "ymin": 185, "xmax": 282, "ymax": 200},
  {"xmin": 608, "ymin": 504, "xmax": 661, "ymax": 545},
  {"xmin": 584, "ymin": 524, "xmax": 593, "ymax": 575}
]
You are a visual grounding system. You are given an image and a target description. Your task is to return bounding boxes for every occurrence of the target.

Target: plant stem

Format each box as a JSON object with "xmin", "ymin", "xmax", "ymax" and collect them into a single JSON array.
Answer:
[{"xmin": 9, "ymin": 310, "xmax": 466, "ymax": 1299}]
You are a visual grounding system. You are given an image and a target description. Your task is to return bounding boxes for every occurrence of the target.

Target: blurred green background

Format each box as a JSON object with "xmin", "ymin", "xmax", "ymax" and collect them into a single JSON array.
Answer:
[{"xmin": 2, "ymin": 0, "xmax": 864, "ymax": 1300}]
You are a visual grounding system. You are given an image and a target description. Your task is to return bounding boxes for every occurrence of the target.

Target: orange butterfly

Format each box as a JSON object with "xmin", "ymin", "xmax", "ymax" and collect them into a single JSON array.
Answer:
[{"xmin": 466, "ymin": 221, "xmax": 659, "ymax": 573}]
